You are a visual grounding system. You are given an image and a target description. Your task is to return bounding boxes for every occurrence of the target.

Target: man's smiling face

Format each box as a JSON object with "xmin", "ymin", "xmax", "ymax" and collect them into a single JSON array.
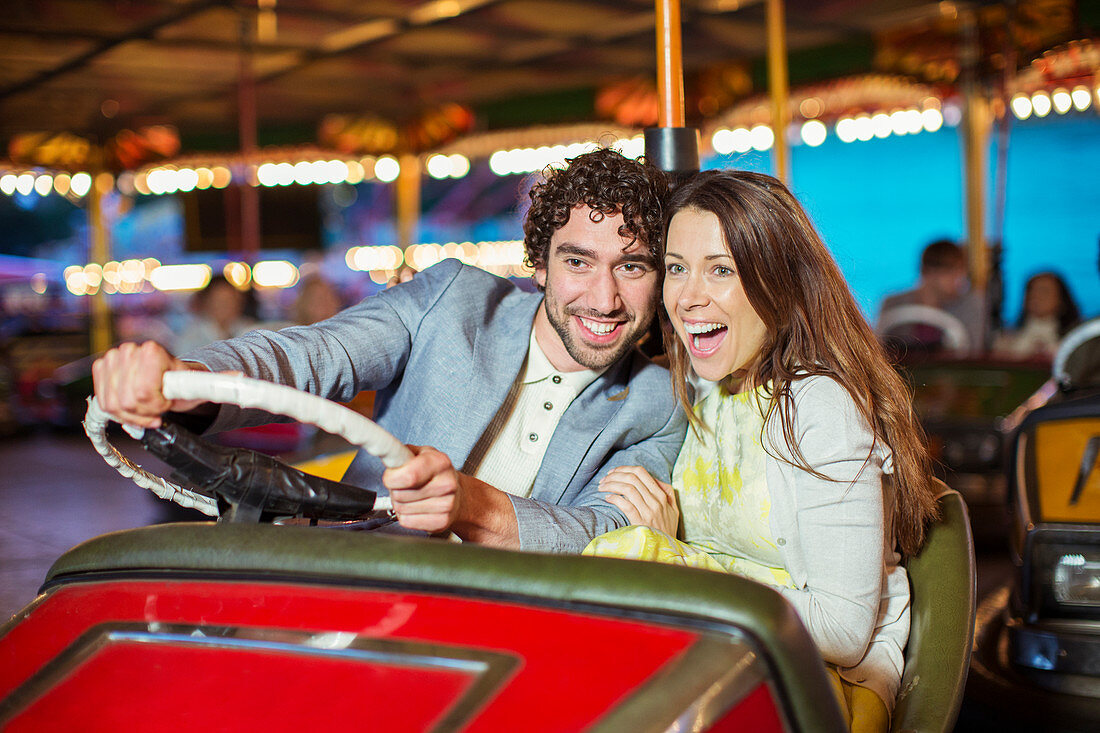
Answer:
[{"xmin": 533, "ymin": 205, "xmax": 659, "ymax": 372}]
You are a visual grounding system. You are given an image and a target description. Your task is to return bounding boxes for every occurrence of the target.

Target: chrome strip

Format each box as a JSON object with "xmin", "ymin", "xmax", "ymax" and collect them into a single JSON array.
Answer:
[
  {"xmin": 588, "ymin": 633, "xmax": 789, "ymax": 733},
  {"xmin": 0, "ymin": 622, "xmax": 519, "ymax": 731},
  {"xmin": 0, "ymin": 588, "xmax": 53, "ymax": 640}
]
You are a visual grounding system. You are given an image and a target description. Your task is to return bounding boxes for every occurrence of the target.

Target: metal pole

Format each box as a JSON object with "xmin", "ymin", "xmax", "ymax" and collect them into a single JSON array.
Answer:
[
  {"xmin": 646, "ymin": 0, "xmax": 698, "ymax": 176},
  {"xmin": 396, "ymin": 154, "xmax": 420, "ymax": 251},
  {"xmin": 766, "ymin": 0, "xmax": 791, "ymax": 184},
  {"xmin": 88, "ymin": 178, "xmax": 112, "ymax": 354},
  {"xmin": 238, "ymin": 10, "xmax": 260, "ymax": 257},
  {"xmin": 655, "ymin": 0, "xmax": 685, "ymax": 128},
  {"xmin": 961, "ymin": 11, "xmax": 990, "ymax": 293}
]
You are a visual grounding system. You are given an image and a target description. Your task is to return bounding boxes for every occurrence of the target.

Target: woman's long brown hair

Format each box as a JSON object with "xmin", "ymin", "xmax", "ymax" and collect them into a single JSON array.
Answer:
[{"xmin": 662, "ymin": 170, "xmax": 939, "ymax": 555}]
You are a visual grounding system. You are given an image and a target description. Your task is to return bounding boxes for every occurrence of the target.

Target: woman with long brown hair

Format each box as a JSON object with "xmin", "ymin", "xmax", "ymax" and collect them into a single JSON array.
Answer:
[{"xmin": 584, "ymin": 169, "xmax": 940, "ymax": 731}]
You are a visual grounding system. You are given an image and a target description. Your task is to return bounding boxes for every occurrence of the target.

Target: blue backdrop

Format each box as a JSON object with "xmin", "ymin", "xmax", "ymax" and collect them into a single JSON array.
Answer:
[{"xmin": 705, "ymin": 114, "xmax": 1099, "ymax": 325}]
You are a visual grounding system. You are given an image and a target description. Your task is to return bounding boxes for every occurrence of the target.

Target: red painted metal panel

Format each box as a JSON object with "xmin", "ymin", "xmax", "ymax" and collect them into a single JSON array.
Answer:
[
  {"xmin": 6, "ymin": 640, "xmax": 473, "ymax": 732},
  {"xmin": 2, "ymin": 580, "xmax": 699, "ymax": 731}
]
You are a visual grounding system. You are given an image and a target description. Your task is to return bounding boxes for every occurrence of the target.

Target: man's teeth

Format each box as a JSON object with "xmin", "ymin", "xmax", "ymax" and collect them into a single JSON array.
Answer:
[
  {"xmin": 684, "ymin": 322, "xmax": 724, "ymax": 335},
  {"xmin": 581, "ymin": 318, "xmax": 616, "ymax": 335}
]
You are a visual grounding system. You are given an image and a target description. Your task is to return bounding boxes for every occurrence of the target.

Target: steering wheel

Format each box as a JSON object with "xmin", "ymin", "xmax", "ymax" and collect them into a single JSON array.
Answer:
[
  {"xmin": 1054, "ymin": 318, "xmax": 1100, "ymax": 389},
  {"xmin": 84, "ymin": 371, "xmax": 412, "ymax": 520},
  {"xmin": 876, "ymin": 304, "xmax": 971, "ymax": 354}
]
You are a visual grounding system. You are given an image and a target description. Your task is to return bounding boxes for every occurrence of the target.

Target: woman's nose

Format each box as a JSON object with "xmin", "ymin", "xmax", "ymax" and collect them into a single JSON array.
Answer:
[{"xmin": 675, "ymin": 273, "xmax": 708, "ymax": 309}]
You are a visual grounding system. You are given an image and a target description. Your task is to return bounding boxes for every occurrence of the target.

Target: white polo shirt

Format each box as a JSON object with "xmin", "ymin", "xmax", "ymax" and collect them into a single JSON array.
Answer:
[{"xmin": 463, "ymin": 327, "xmax": 604, "ymax": 497}]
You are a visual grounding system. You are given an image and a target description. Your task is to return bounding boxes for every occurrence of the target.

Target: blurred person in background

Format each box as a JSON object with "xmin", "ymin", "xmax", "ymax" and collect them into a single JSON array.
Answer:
[
  {"xmin": 294, "ymin": 275, "xmax": 345, "ymax": 325},
  {"xmin": 875, "ymin": 239, "xmax": 986, "ymax": 356},
  {"xmin": 174, "ymin": 275, "xmax": 257, "ymax": 354},
  {"xmin": 993, "ymin": 271, "xmax": 1080, "ymax": 361}
]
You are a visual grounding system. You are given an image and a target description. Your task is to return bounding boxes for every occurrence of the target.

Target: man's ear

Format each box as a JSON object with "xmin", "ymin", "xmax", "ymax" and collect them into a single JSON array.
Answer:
[{"xmin": 534, "ymin": 267, "xmax": 547, "ymax": 290}]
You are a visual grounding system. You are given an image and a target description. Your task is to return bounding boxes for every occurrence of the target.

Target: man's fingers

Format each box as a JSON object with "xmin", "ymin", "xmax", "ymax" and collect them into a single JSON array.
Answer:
[
  {"xmin": 390, "ymin": 493, "xmax": 454, "ymax": 516},
  {"xmin": 382, "ymin": 447, "xmax": 450, "ymax": 491}
]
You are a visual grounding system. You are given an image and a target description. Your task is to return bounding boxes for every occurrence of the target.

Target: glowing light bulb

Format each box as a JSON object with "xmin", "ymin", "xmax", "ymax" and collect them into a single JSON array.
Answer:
[
  {"xmin": 749, "ymin": 124, "xmax": 774, "ymax": 151},
  {"xmin": 426, "ymin": 154, "xmax": 453, "ymax": 179},
  {"xmin": 835, "ymin": 118, "xmax": 857, "ymax": 143},
  {"xmin": 800, "ymin": 120, "xmax": 827, "ymax": 147},
  {"xmin": 711, "ymin": 129, "xmax": 735, "ymax": 155},
  {"xmin": 1051, "ymin": 88, "xmax": 1072, "ymax": 114},
  {"xmin": 921, "ymin": 108, "xmax": 944, "ymax": 133},
  {"xmin": 1031, "ymin": 92, "xmax": 1051, "ymax": 117},
  {"xmin": 1071, "ymin": 86, "xmax": 1091, "ymax": 112},
  {"xmin": 448, "ymin": 154, "xmax": 470, "ymax": 178},
  {"xmin": 375, "ymin": 156, "xmax": 400, "ymax": 183},
  {"xmin": 1010, "ymin": 94, "xmax": 1032, "ymax": 120}
]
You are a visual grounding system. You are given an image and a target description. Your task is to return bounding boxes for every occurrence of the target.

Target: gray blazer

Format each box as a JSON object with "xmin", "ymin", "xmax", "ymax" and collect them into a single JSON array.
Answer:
[{"xmin": 187, "ymin": 259, "xmax": 686, "ymax": 553}]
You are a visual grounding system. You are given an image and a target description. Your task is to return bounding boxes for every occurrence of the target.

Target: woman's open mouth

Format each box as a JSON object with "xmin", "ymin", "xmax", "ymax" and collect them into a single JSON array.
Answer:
[{"xmin": 684, "ymin": 321, "xmax": 727, "ymax": 356}]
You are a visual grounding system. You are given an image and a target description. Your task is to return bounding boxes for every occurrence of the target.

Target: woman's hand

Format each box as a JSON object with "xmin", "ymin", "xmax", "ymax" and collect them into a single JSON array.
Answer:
[{"xmin": 599, "ymin": 466, "xmax": 680, "ymax": 536}]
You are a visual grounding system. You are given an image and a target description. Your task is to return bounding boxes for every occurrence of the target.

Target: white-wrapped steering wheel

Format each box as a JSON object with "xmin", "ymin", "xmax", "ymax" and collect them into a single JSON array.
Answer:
[
  {"xmin": 84, "ymin": 371, "xmax": 411, "ymax": 517},
  {"xmin": 876, "ymin": 304, "xmax": 971, "ymax": 353}
]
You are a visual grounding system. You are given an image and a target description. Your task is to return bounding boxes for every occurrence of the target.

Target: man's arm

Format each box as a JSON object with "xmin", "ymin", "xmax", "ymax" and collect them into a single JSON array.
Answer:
[
  {"xmin": 182, "ymin": 261, "xmax": 463, "ymax": 433},
  {"xmin": 509, "ymin": 402, "xmax": 687, "ymax": 553},
  {"xmin": 381, "ymin": 396, "xmax": 685, "ymax": 552}
]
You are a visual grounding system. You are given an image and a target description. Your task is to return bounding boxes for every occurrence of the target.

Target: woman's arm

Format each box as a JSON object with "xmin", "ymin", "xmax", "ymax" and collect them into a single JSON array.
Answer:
[{"xmin": 770, "ymin": 377, "xmax": 887, "ymax": 668}]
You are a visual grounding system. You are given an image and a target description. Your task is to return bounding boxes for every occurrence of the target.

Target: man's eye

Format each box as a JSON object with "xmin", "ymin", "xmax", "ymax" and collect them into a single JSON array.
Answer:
[{"xmin": 565, "ymin": 258, "xmax": 585, "ymax": 268}]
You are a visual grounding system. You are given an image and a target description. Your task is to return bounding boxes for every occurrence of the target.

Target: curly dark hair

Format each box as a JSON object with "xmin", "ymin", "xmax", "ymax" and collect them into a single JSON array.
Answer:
[{"xmin": 522, "ymin": 147, "xmax": 668, "ymax": 283}]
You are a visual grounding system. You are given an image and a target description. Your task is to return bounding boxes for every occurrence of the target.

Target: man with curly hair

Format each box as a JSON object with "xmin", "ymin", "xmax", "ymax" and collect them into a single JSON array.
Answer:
[{"xmin": 92, "ymin": 148, "xmax": 685, "ymax": 553}]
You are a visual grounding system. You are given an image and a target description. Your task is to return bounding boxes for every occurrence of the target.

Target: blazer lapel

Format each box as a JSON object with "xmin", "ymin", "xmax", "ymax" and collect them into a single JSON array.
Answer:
[{"xmin": 448, "ymin": 292, "xmax": 542, "ymax": 465}]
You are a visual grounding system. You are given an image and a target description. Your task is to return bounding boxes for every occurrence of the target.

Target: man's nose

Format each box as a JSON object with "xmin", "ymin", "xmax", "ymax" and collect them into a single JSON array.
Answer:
[{"xmin": 590, "ymin": 269, "xmax": 623, "ymax": 314}]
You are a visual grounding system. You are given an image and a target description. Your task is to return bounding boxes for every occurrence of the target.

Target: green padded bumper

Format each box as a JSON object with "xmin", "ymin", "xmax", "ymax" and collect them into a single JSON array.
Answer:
[
  {"xmin": 46, "ymin": 522, "xmax": 846, "ymax": 733},
  {"xmin": 892, "ymin": 488, "xmax": 977, "ymax": 733}
]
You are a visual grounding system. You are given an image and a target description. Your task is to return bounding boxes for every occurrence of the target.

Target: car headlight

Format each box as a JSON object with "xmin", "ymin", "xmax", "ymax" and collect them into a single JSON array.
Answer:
[
  {"xmin": 1027, "ymin": 535, "xmax": 1100, "ymax": 619},
  {"xmin": 1053, "ymin": 552, "xmax": 1100, "ymax": 606}
]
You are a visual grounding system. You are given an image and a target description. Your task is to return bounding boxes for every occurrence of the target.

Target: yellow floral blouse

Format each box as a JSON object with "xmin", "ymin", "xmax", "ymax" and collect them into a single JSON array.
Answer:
[{"xmin": 584, "ymin": 383, "xmax": 793, "ymax": 590}]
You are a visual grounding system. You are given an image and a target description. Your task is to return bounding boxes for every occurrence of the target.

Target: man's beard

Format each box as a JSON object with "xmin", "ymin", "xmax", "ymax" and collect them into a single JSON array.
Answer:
[{"xmin": 541, "ymin": 292, "xmax": 651, "ymax": 370}]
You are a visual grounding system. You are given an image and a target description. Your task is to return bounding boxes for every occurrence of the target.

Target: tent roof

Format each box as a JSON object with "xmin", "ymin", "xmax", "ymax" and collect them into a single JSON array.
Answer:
[{"xmin": 0, "ymin": 0, "xmax": 953, "ymax": 150}]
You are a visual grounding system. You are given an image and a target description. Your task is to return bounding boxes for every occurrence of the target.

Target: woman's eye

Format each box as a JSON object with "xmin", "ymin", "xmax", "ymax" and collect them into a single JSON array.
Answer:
[
  {"xmin": 714, "ymin": 266, "xmax": 734, "ymax": 277},
  {"xmin": 665, "ymin": 263, "xmax": 684, "ymax": 275}
]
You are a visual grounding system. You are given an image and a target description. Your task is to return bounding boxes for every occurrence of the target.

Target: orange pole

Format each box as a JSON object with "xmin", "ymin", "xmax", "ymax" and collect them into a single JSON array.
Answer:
[
  {"xmin": 655, "ymin": 0, "xmax": 685, "ymax": 128},
  {"xmin": 238, "ymin": 10, "xmax": 260, "ymax": 257},
  {"xmin": 766, "ymin": 0, "xmax": 791, "ymax": 184},
  {"xmin": 396, "ymin": 154, "xmax": 421, "ymax": 250},
  {"xmin": 88, "ymin": 178, "xmax": 113, "ymax": 354}
]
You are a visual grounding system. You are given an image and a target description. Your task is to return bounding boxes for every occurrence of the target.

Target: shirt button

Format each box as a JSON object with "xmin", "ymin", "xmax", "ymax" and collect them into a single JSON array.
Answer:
[
  {"xmin": 552, "ymin": 375, "xmax": 562, "ymax": 384},
  {"xmin": 528, "ymin": 433, "xmax": 538, "ymax": 442},
  {"xmin": 777, "ymin": 538, "xmax": 786, "ymax": 546},
  {"xmin": 544, "ymin": 401, "xmax": 553, "ymax": 410}
]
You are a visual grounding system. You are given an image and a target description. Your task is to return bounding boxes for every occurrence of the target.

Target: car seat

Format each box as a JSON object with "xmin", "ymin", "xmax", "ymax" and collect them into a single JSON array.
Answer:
[{"xmin": 891, "ymin": 486, "xmax": 976, "ymax": 732}]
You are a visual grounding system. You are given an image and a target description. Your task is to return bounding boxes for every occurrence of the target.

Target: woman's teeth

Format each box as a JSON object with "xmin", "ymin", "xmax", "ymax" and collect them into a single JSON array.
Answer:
[
  {"xmin": 684, "ymin": 322, "xmax": 724, "ymax": 335},
  {"xmin": 684, "ymin": 322, "xmax": 726, "ymax": 351}
]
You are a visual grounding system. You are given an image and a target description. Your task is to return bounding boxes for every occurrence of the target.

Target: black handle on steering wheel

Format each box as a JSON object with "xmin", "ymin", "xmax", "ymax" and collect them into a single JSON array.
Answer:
[{"xmin": 142, "ymin": 420, "xmax": 384, "ymax": 523}]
